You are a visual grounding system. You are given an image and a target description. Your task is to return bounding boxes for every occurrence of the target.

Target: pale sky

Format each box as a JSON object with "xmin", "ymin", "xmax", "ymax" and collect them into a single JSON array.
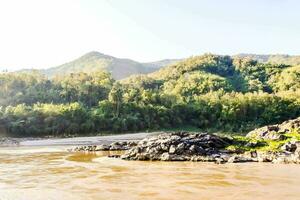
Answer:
[{"xmin": 0, "ymin": 0, "xmax": 300, "ymax": 71}]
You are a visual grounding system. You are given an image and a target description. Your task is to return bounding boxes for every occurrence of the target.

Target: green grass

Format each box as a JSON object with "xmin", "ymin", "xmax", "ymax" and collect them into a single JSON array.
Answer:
[
  {"xmin": 225, "ymin": 128, "xmax": 300, "ymax": 153},
  {"xmin": 285, "ymin": 129, "xmax": 300, "ymax": 140}
]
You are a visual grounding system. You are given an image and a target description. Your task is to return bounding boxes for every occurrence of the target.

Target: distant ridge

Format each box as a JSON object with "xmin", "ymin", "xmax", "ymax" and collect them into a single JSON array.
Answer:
[
  {"xmin": 15, "ymin": 52, "xmax": 300, "ymax": 80},
  {"xmin": 38, "ymin": 51, "xmax": 179, "ymax": 80},
  {"xmin": 234, "ymin": 54, "xmax": 300, "ymax": 65}
]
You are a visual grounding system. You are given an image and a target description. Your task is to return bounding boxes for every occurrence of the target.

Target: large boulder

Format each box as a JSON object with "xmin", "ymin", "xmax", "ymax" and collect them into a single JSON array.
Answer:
[
  {"xmin": 121, "ymin": 132, "xmax": 232, "ymax": 161},
  {"xmin": 246, "ymin": 117, "xmax": 300, "ymax": 140}
]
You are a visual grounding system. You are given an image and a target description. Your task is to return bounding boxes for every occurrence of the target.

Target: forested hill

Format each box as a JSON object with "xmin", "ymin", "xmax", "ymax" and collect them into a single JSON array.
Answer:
[
  {"xmin": 124, "ymin": 53, "xmax": 300, "ymax": 101},
  {"xmin": 235, "ymin": 54, "xmax": 300, "ymax": 66},
  {"xmin": 0, "ymin": 54, "xmax": 299, "ymax": 137},
  {"xmin": 35, "ymin": 51, "xmax": 178, "ymax": 80}
]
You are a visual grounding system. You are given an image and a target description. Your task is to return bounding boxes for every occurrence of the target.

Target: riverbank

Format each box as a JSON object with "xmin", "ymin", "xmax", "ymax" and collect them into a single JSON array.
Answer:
[
  {"xmin": 0, "ymin": 132, "xmax": 162, "ymax": 147},
  {"xmin": 2, "ymin": 117, "xmax": 300, "ymax": 164}
]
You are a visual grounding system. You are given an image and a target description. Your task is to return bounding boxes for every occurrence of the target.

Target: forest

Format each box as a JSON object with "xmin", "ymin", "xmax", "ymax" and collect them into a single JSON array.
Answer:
[{"xmin": 0, "ymin": 54, "xmax": 300, "ymax": 137}]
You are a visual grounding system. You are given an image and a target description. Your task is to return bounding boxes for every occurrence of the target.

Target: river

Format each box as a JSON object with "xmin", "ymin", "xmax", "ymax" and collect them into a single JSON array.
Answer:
[{"xmin": 1, "ymin": 136, "xmax": 300, "ymax": 200}]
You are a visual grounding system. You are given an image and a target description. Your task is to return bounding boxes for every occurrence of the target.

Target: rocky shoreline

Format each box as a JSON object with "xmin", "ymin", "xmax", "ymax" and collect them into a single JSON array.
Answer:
[
  {"xmin": 73, "ymin": 117, "xmax": 300, "ymax": 164},
  {"xmin": 74, "ymin": 132, "xmax": 300, "ymax": 164},
  {"xmin": 72, "ymin": 141, "xmax": 138, "ymax": 151},
  {"xmin": 0, "ymin": 132, "xmax": 160, "ymax": 147},
  {"xmin": 0, "ymin": 138, "xmax": 20, "ymax": 146}
]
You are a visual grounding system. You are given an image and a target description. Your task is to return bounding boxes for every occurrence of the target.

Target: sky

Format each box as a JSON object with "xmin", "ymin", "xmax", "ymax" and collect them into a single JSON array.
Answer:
[{"xmin": 0, "ymin": 0, "xmax": 300, "ymax": 71}]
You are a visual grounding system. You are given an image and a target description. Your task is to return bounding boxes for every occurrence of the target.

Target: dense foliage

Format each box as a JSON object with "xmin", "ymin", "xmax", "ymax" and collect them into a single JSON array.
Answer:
[{"xmin": 1, "ymin": 54, "xmax": 300, "ymax": 137}]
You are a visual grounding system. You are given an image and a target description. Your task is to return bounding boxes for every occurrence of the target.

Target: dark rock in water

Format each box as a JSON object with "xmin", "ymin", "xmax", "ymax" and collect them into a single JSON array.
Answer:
[
  {"xmin": 108, "ymin": 155, "xmax": 121, "ymax": 158},
  {"xmin": 227, "ymin": 155, "xmax": 256, "ymax": 163},
  {"xmin": 246, "ymin": 117, "xmax": 300, "ymax": 140},
  {"xmin": 73, "ymin": 141, "xmax": 138, "ymax": 152},
  {"xmin": 121, "ymin": 132, "xmax": 232, "ymax": 161}
]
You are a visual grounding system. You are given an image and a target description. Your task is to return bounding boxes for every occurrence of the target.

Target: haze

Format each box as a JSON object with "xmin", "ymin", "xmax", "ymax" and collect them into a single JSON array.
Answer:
[{"xmin": 0, "ymin": 0, "xmax": 300, "ymax": 71}]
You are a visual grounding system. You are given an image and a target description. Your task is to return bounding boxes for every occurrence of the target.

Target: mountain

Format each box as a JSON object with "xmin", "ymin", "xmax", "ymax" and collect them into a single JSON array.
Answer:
[
  {"xmin": 18, "ymin": 52, "xmax": 300, "ymax": 80},
  {"xmin": 125, "ymin": 53, "xmax": 300, "ymax": 96},
  {"xmin": 39, "ymin": 51, "xmax": 179, "ymax": 80},
  {"xmin": 142, "ymin": 59, "xmax": 182, "ymax": 69},
  {"xmin": 234, "ymin": 54, "xmax": 300, "ymax": 66}
]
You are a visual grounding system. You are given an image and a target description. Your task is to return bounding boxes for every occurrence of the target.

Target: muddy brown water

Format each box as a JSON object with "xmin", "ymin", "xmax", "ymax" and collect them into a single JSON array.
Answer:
[{"xmin": 0, "ymin": 146, "xmax": 300, "ymax": 200}]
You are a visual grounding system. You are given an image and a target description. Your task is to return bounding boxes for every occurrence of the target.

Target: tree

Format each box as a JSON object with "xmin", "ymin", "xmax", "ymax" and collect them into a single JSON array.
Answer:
[{"xmin": 109, "ymin": 83, "xmax": 124, "ymax": 117}]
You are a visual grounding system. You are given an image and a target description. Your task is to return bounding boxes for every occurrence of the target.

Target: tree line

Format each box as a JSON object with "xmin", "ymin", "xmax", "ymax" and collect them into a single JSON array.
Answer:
[{"xmin": 0, "ymin": 54, "xmax": 299, "ymax": 137}]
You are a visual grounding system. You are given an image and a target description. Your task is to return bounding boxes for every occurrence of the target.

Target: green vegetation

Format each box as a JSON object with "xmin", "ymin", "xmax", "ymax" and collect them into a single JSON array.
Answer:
[
  {"xmin": 226, "ymin": 129, "xmax": 300, "ymax": 153},
  {"xmin": 1, "ymin": 53, "xmax": 300, "ymax": 137}
]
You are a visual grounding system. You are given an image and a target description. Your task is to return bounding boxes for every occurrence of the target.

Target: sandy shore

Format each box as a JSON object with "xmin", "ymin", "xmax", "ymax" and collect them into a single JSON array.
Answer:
[{"xmin": 0, "ymin": 132, "xmax": 161, "ymax": 147}]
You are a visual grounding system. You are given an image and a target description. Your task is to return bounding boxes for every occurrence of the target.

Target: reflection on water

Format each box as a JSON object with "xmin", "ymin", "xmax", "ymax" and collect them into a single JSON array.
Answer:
[{"xmin": 0, "ymin": 146, "xmax": 300, "ymax": 200}]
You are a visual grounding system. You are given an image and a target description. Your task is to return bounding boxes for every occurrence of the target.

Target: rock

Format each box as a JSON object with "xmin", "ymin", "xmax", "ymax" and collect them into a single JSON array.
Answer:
[
  {"xmin": 96, "ymin": 144, "xmax": 110, "ymax": 151},
  {"xmin": 108, "ymin": 155, "xmax": 121, "ymax": 158},
  {"xmin": 250, "ymin": 150, "xmax": 258, "ymax": 158},
  {"xmin": 71, "ymin": 127, "xmax": 300, "ymax": 164},
  {"xmin": 192, "ymin": 145, "xmax": 206, "ymax": 154},
  {"xmin": 227, "ymin": 155, "xmax": 255, "ymax": 163},
  {"xmin": 109, "ymin": 142, "xmax": 123, "ymax": 151},
  {"xmin": 176, "ymin": 143, "xmax": 185, "ymax": 154},
  {"xmin": 73, "ymin": 141, "xmax": 138, "ymax": 152},
  {"xmin": 272, "ymin": 156, "xmax": 289, "ymax": 164},
  {"xmin": 169, "ymin": 145, "xmax": 176, "ymax": 154},
  {"xmin": 281, "ymin": 141, "xmax": 300, "ymax": 153},
  {"xmin": 246, "ymin": 117, "xmax": 300, "ymax": 140},
  {"xmin": 160, "ymin": 152, "xmax": 187, "ymax": 161},
  {"xmin": 247, "ymin": 127, "xmax": 286, "ymax": 140},
  {"xmin": 272, "ymin": 151, "xmax": 299, "ymax": 164},
  {"xmin": 190, "ymin": 155, "xmax": 218, "ymax": 162},
  {"xmin": 121, "ymin": 132, "xmax": 232, "ymax": 161},
  {"xmin": 160, "ymin": 152, "xmax": 171, "ymax": 161},
  {"xmin": 215, "ymin": 158, "xmax": 224, "ymax": 164},
  {"xmin": 257, "ymin": 152, "xmax": 277, "ymax": 162},
  {"xmin": 291, "ymin": 153, "xmax": 300, "ymax": 164}
]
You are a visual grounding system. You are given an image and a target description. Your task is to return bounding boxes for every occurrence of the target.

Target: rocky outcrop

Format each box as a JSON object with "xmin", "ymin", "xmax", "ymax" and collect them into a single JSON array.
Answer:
[
  {"xmin": 270, "ymin": 140, "xmax": 300, "ymax": 164},
  {"xmin": 70, "ymin": 118, "xmax": 300, "ymax": 164},
  {"xmin": 119, "ymin": 131, "xmax": 300, "ymax": 164},
  {"xmin": 242, "ymin": 117, "xmax": 300, "ymax": 163},
  {"xmin": 69, "ymin": 131, "xmax": 300, "ymax": 164},
  {"xmin": 73, "ymin": 141, "xmax": 138, "ymax": 152},
  {"xmin": 246, "ymin": 117, "xmax": 300, "ymax": 140},
  {"xmin": 71, "ymin": 130, "xmax": 300, "ymax": 164},
  {"xmin": 121, "ymin": 132, "xmax": 233, "ymax": 162}
]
